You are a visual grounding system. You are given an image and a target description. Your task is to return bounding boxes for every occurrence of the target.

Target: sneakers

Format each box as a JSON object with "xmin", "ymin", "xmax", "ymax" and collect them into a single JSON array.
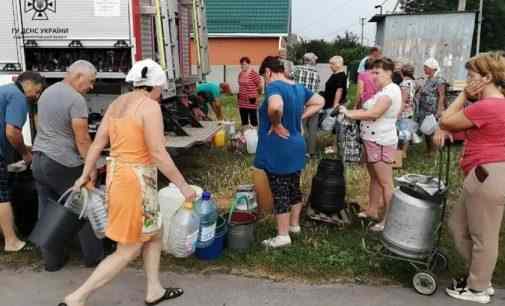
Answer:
[
  {"xmin": 487, "ymin": 286, "xmax": 495, "ymax": 297},
  {"xmin": 289, "ymin": 225, "xmax": 301, "ymax": 234},
  {"xmin": 446, "ymin": 287, "xmax": 490, "ymax": 304},
  {"xmin": 262, "ymin": 235, "xmax": 291, "ymax": 248},
  {"xmin": 447, "ymin": 277, "xmax": 495, "ymax": 296},
  {"xmin": 446, "ymin": 277, "xmax": 493, "ymax": 304}
]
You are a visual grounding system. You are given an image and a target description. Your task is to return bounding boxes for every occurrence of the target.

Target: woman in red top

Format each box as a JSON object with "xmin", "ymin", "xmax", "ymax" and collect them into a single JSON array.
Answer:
[
  {"xmin": 238, "ymin": 57, "xmax": 263, "ymax": 127},
  {"xmin": 434, "ymin": 51, "xmax": 505, "ymax": 304}
]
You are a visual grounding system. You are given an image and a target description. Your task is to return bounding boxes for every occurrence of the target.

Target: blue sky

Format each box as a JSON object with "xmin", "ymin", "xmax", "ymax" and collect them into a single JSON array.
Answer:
[{"xmin": 292, "ymin": 0, "xmax": 397, "ymax": 45}]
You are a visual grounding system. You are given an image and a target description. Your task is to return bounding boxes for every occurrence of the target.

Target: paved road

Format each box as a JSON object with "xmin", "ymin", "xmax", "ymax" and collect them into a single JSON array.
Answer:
[{"xmin": 0, "ymin": 267, "xmax": 503, "ymax": 306}]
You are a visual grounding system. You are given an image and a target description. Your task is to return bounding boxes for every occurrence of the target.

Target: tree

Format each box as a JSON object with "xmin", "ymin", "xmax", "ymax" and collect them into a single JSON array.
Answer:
[
  {"xmin": 287, "ymin": 31, "xmax": 369, "ymax": 65},
  {"xmin": 402, "ymin": 0, "xmax": 505, "ymax": 52}
]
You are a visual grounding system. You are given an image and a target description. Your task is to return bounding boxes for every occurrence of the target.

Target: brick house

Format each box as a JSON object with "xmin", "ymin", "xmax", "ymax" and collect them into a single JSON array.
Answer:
[{"xmin": 192, "ymin": 0, "xmax": 291, "ymax": 66}]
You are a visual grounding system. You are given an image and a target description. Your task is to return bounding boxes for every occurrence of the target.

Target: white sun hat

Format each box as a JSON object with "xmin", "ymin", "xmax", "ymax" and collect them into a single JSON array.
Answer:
[{"xmin": 126, "ymin": 59, "xmax": 167, "ymax": 87}]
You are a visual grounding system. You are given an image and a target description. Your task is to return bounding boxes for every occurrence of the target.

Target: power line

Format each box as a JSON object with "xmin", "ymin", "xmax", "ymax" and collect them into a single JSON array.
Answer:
[{"xmin": 320, "ymin": 21, "xmax": 359, "ymax": 40}]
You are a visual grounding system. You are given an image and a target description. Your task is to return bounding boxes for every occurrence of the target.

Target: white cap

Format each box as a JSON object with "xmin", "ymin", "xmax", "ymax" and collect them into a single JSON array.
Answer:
[
  {"xmin": 126, "ymin": 59, "xmax": 167, "ymax": 87},
  {"xmin": 424, "ymin": 58, "xmax": 440, "ymax": 71}
]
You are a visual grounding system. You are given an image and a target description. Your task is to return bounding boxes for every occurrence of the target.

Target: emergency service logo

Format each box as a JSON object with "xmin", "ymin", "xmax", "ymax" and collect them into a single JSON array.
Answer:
[{"xmin": 24, "ymin": 0, "xmax": 56, "ymax": 21}]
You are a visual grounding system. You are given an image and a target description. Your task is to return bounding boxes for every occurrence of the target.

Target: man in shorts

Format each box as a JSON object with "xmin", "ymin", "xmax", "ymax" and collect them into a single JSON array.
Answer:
[{"xmin": 0, "ymin": 71, "xmax": 44, "ymax": 252}]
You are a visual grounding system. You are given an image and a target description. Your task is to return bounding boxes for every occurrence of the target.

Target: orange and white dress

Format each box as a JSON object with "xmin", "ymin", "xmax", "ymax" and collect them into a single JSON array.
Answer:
[{"xmin": 105, "ymin": 94, "xmax": 161, "ymax": 244}]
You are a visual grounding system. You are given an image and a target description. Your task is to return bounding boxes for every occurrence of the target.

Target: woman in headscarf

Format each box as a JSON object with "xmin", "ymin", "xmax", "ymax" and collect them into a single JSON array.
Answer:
[
  {"xmin": 416, "ymin": 58, "xmax": 447, "ymax": 153},
  {"xmin": 59, "ymin": 59, "xmax": 196, "ymax": 306}
]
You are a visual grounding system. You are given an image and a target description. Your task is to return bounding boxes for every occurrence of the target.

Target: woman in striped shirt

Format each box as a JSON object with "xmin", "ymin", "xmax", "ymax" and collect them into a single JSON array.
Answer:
[{"xmin": 238, "ymin": 57, "xmax": 263, "ymax": 127}]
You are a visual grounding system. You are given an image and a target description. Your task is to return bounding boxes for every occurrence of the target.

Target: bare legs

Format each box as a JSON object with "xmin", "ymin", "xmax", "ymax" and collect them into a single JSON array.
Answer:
[
  {"xmin": 0, "ymin": 202, "xmax": 25, "ymax": 251},
  {"xmin": 64, "ymin": 235, "xmax": 167, "ymax": 306},
  {"xmin": 371, "ymin": 161, "xmax": 394, "ymax": 227},
  {"xmin": 365, "ymin": 164, "xmax": 382, "ymax": 220},
  {"xmin": 143, "ymin": 235, "xmax": 165, "ymax": 303},
  {"xmin": 275, "ymin": 203, "xmax": 302, "ymax": 236}
]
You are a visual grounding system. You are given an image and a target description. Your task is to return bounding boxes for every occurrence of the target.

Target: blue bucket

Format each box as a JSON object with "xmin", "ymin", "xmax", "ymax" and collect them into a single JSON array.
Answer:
[{"xmin": 195, "ymin": 215, "xmax": 227, "ymax": 260}]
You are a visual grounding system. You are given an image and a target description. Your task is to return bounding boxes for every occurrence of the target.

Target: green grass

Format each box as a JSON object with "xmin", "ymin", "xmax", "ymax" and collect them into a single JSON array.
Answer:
[{"xmin": 2, "ymin": 91, "xmax": 504, "ymax": 288}]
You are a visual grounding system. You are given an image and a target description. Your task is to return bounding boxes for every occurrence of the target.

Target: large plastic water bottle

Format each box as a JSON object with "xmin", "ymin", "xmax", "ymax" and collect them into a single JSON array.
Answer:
[
  {"xmin": 167, "ymin": 202, "xmax": 200, "ymax": 258},
  {"xmin": 195, "ymin": 191, "xmax": 218, "ymax": 248}
]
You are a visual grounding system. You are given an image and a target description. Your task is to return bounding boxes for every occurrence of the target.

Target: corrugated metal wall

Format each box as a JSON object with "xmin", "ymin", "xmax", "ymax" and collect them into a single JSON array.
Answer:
[{"xmin": 378, "ymin": 13, "xmax": 476, "ymax": 82}]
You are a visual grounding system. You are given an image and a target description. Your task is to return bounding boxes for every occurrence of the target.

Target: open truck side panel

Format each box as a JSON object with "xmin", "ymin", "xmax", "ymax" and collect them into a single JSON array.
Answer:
[{"xmin": 0, "ymin": 0, "xmax": 215, "ymax": 148}]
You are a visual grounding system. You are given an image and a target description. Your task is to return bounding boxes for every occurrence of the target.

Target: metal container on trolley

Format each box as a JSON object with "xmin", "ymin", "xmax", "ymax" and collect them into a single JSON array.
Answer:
[{"xmin": 382, "ymin": 174, "xmax": 447, "ymax": 259}]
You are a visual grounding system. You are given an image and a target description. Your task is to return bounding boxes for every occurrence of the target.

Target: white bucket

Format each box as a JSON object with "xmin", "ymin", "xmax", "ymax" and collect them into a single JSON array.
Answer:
[{"xmin": 158, "ymin": 184, "xmax": 203, "ymax": 253}]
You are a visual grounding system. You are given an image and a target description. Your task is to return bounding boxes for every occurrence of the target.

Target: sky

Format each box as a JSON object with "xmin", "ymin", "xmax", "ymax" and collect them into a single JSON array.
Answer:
[{"xmin": 292, "ymin": 0, "xmax": 398, "ymax": 45}]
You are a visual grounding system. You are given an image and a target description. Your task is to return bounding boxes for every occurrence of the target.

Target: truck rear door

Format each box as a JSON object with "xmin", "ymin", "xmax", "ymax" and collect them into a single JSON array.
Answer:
[{"xmin": 0, "ymin": 0, "xmax": 23, "ymax": 72}]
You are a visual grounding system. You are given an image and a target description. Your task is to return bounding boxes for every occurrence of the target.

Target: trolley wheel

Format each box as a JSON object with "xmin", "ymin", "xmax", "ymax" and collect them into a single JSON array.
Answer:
[
  {"xmin": 431, "ymin": 251, "xmax": 449, "ymax": 272},
  {"xmin": 412, "ymin": 271, "xmax": 438, "ymax": 296}
]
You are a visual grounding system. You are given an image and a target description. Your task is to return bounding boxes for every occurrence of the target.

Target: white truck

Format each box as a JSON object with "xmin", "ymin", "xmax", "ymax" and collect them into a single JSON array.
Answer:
[{"xmin": 1, "ymin": 0, "xmax": 219, "ymax": 149}]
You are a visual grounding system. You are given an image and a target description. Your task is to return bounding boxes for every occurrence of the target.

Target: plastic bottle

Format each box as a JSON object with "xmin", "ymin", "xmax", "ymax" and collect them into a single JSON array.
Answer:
[
  {"xmin": 167, "ymin": 202, "xmax": 200, "ymax": 258},
  {"xmin": 244, "ymin": 128, "xmax": 258, "ymax": 154},
  {"xmin": 194, "ymin": 191, "xmax": 218, "ymax": 248},
  {"xmin": 213, "ymin": 130, "xmax": 226, "ymax": 148}
]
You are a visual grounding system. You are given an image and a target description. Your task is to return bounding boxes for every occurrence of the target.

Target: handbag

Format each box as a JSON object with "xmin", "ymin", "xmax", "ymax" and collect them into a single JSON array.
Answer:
[
  {"xmin": 337, "ymin": 116, "xmax": 362, "ymax": 163},
  {"xmin": 80, "ymin": 186, "xmax": 107, "ymax": 239}
]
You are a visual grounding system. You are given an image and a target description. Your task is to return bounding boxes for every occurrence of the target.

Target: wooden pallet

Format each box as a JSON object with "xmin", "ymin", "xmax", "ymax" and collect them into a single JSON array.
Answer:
[{"xmin": 165, "ymin": 121, "xmax": 222, "ymax": 149}]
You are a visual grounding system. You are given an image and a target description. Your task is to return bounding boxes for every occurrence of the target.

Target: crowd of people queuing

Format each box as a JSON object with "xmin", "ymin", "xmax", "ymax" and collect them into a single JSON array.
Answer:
[
  {"xmin": 0, "ymin": 48, "xmax": 504, "ymax": 305},
  {"xmin": 242, "ymin": 50, "xmax": 505, "ymax": 304}
]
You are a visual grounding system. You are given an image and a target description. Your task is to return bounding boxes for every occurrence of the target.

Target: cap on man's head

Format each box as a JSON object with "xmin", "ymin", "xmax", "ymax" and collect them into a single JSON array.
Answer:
[{"xmin": 126, "ymin": 59, "xmax": 167, "ymax": 87}]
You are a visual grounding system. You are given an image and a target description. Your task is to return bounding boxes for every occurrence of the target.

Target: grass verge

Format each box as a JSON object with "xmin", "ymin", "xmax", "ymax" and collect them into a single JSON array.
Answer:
[{"xmin": 1, "ymin": 92, "xmax": 504, "ymax": 288}]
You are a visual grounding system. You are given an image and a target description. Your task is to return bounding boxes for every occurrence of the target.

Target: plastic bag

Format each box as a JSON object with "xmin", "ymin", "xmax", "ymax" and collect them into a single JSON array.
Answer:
[
  {"xmin": 420, "ymin": 114, "xmax": 438, "ymax": 135},
  {"xmin": 321, "ymin": 111, "xmax": 337, "ymax": 132}
]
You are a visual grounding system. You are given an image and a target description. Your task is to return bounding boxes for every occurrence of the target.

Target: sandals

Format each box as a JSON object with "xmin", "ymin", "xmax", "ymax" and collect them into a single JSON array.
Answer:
[
  {"xmin": 145, "ymin": 288, "xmax": 184, "ymax": 306},
  {"xmin": 357, "ymin": 211, "xmax": 380, "ymax": 221},
  {"xmin": 370, "ymin": 223, "xmax": 385, "ymax": 232},
  {"xmin": 57, "ymin": 288, "xmax": 184, "ymax": 306},
  {"xmin": 4, "ymin": 242, "xmax": 33, "ymax": 253}
]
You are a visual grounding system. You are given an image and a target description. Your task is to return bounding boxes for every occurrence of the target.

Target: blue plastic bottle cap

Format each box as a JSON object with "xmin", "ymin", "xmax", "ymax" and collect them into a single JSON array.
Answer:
[{"xmin": 202, "ymin": 191, "xmax": 211, "ymax": 201}]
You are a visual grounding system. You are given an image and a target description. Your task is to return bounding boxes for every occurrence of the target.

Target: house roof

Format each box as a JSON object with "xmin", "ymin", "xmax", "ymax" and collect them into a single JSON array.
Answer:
[
  {"xmin": 369, "ymin": 10, "xmax": 477, "ymax": 23},
  {"xmin": 206, "ymin": 0, "xmax": 291, "ymax": 36}
]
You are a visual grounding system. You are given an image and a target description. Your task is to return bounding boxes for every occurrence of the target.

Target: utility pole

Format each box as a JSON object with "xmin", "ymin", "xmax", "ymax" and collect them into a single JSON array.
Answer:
[
  {"xmin": 458, "ymin": 0, "xmax": 467, "ymax": 11},
  {"xmin": 476, "ymin": 0, "xmax": 484, "ymax": 54},
  {"xmin": 360, "ymin": 17, "xmax": 366, "ymax": 46}
]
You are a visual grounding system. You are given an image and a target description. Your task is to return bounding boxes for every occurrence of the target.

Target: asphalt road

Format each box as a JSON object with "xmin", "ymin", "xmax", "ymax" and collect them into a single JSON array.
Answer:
[{"xmin": 0, "ymin": 267, "xmax": 503, "ymax": 306}]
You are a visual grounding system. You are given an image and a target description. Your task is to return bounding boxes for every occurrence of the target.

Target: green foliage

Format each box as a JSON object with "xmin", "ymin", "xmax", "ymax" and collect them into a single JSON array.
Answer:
[
  {"xmin": 288, "ymin": 32, "xmax": 369, "ymax": 65},
  {"xmin": 402, "ymin": 0, "xmax": 505, "ymax": 52}
]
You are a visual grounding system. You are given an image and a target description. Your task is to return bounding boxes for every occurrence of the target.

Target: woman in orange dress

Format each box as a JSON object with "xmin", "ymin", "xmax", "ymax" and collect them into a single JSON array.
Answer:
[{"xmin": 59, "ymin": 59, "xmax": 196, "ymax": 306}]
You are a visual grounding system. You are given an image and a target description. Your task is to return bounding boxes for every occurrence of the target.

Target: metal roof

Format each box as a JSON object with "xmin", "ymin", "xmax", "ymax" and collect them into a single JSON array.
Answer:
[
  {"xmin": 369, "ymin": 10, "xmax": 477, "ymax": 23},
  {"xmin": 206, "ymin": 0, "xmax": 291, "ymax": 35}
]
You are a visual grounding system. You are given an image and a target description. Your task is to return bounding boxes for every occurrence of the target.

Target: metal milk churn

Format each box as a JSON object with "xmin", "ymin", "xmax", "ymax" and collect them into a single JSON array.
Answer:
[{"xmin": 382, "ymin": 174, "xmax": 447, "ymax": 259}]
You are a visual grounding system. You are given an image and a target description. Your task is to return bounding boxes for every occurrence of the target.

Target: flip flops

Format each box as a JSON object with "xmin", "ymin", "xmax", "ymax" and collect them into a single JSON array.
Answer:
[
  {"xmin": 145, "ymin": 288, "xmax": 184, "ymax": 306},
  {"xmin": 370, "ymin": 223, "xmax": 385, "ymax": 232},
  {"xmin": 4, "ymin": 241, "xmax": 33, "ymax": 253}
]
